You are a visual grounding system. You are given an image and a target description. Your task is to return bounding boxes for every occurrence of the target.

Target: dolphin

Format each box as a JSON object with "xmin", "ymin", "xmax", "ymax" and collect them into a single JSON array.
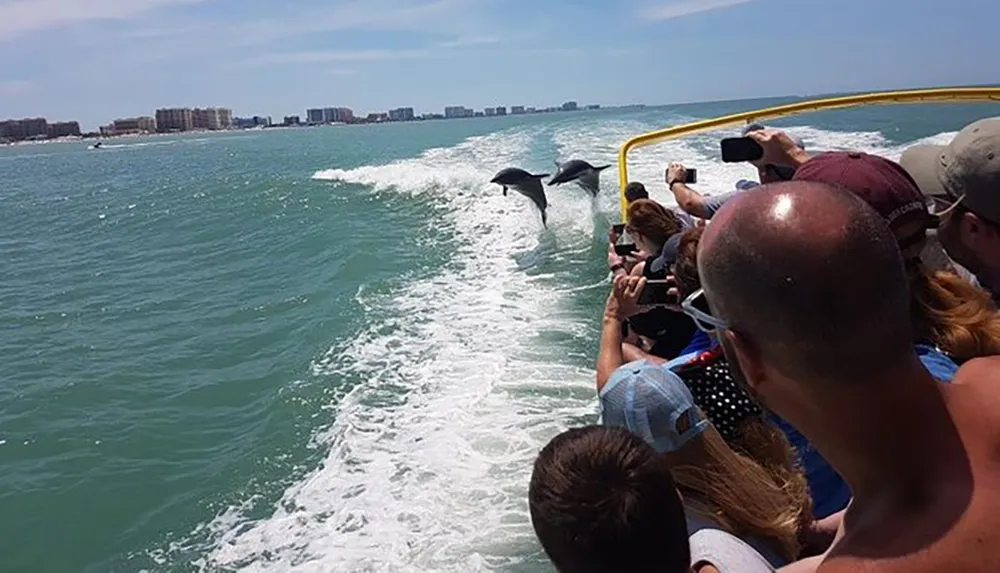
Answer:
[
  {"xmin": 490, "ymin": 167, "xmax": 550, "ymax": 227},
  {"xmin": 548, "ymin": 159, "xmax": 611, "ymax": 197}
]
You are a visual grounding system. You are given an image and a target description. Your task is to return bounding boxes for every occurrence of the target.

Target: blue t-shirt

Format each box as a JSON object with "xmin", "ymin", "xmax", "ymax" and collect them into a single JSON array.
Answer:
[
  {"xmin": 679, "ymin": 330, "xmax": 714, "ymax": 357},
  {"xmin": 775, "ymin": 345, "xmax": 959, "ymax": 518},
  {"xmin": 916, "ymin": 343, "xmax": 959, "ymax": 382},
  {"xmin": 768, "ymin": 414, "xmax": 852, "ymax": 519}
]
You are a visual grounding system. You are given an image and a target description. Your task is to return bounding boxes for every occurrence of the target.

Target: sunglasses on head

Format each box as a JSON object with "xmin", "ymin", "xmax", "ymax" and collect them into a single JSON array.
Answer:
[{"xmin": 680, "ymin": 289, "xmax": 729, "ymax": 333}]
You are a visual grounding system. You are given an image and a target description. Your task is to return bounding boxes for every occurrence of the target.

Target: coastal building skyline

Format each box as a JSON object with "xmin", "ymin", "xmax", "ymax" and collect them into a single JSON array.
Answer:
[{"xmin": 0, "ymin": 97, "xmax": 597, "ymax": 143}]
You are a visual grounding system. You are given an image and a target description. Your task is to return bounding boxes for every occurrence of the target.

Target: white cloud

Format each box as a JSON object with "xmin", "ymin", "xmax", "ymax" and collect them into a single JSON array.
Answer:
[
  {"xmin": 640, "ymin": 0, "xmax": 756, "ymax": 21},
  {"xmin": 0, "ymin": 0, "xmax": 215, "ymax": 40},
  {"xmin": 247, "ymin": 49, "xmax": 439, "ymax": 66},
  {"xmin": 435, "ymin": 35, "xmax": 501, "ymax": 49}
]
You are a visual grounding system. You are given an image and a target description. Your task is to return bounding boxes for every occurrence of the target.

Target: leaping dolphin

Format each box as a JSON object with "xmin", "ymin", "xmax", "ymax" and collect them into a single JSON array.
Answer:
[
  {"xmin": 490, "ymin": 167, "xmax": 550, "ymax": 227},
  {"xmin": 548, "ymin": 159, "xmax": 611, "ymax": 197}
]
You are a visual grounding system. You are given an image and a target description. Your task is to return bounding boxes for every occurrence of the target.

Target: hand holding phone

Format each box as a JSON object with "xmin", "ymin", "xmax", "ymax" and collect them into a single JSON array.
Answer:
[
  {"xmin": 637, "ymin": 279, "xmax": 679, "ymax": 306},
  {"xmin": 720, "ymin": 137, "xmax": 765, "ymax": 163},
  {"xmin": 614, "ymin": 243, "xmax": 638, "ymax": 257}
]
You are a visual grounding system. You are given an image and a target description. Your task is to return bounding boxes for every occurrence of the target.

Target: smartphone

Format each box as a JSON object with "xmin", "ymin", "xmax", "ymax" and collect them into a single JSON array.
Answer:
[
  {"xmin": 637, "ymin": 280, "xmax": 678, "ymax": 306},
  {"xmin": 685, "ymin": 168, "xmax": 697, "ymax": 184},
  {"xmin": 720, "ymin": 137, "xmax": 764, "ymax": 163},
  {"xmin": 614, "ymin": 243, "xmax": 637, "ymax": 256},
  {"xmin": 612, "ymin": 223, "xmax": 626, "ymax": 234}
]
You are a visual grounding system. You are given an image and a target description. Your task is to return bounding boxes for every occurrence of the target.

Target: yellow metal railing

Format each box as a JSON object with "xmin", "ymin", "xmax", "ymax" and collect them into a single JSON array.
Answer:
[{"xmin": 617, "ymin": 86, "xmax": 1000, "ymax": 220}]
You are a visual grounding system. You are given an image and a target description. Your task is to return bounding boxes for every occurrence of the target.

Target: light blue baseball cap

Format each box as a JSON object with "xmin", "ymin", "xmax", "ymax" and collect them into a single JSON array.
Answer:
[{"xmin": 600, "ymin": 360, "xmax": 710, "ymax": 453}]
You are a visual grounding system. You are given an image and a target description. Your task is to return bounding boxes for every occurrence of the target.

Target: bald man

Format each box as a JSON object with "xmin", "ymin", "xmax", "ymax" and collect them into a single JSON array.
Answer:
[{"xmin": 695, "ymin": 181, "xmax": 1000, "ymax": 572}]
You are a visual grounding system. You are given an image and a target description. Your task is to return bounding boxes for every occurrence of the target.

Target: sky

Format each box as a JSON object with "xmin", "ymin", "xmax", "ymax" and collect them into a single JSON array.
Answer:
[{"xmin": 0, "ymin": 0, "xmax": 996, "ymax": 129}]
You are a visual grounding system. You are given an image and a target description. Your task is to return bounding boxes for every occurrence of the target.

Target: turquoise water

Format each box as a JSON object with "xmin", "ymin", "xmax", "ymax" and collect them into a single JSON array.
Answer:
[{"xmin": 1, "ymin": 99, "xmax": 997, "ymax": 572}]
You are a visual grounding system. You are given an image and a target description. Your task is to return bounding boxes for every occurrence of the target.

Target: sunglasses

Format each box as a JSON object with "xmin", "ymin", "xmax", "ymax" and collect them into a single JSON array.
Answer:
[{"xmin": 680, "ymin": 288, "xmax": 729, "ymax": 333}]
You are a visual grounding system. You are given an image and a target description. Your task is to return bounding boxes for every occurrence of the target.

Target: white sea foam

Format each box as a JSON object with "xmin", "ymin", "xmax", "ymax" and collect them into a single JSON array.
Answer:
[
  {"xmin": 200, "ymin": 118, "xmax": 961, "ymax": 573},
  {"xmin": 203, "ymin": 127, "xmax": 600, "ymax": 573}
]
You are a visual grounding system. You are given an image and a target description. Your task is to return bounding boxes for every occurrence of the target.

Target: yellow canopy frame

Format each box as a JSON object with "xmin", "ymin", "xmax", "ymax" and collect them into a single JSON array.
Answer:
[{"xmin": 617, "ymin": 86, "xmax": 1000, "ymax": 221}]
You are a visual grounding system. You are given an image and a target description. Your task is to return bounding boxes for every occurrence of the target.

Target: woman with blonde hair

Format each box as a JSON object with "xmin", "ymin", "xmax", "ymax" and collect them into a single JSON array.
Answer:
[
  {"xmin": 667, "ymin": 226, "xmax": 851, "ymax": 520},
  {"xmin": 600, "ymin": 357, "xmax": 811, "ymax": 566}
]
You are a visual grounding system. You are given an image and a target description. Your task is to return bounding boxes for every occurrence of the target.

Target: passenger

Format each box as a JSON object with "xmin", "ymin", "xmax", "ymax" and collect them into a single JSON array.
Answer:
[
  {"xmin": 699, "ymin": 181, "xmax": 1000, "ymax": 572},
  {"xmin": 748, "ymin": 128, "xmax": 962, "ymax": 276},
  {"xmin": 601, "ymin": 361, "xmax": 809, "ymax": 567},
  {"xmin": 793, "ymin": 151, "xmax": 1000, "ymax": 368},
  {"xmin": 529, "ymin": 425, "xmax": 778, "ymax": 573},
  {"xmin": 671, "ymin": 227, "xmax": 851, "ymax": 520},
  {"xmin": 619, "ymin": 199, "xmax": 697, "ymax": 359},
  {"xmin": 666, "ymin": 126, "xmax": 805, "ymax": 220},
  {"xmin": 528, "ymin": 426, "xmax": 691, "ymax": 573},
  {"xmin": 901, "ymin": 117, "xmax": 1000, "ymax": 302},
  {"xmin": 624, "ymin": 180, "xmax": 650, "ymax": 203}
]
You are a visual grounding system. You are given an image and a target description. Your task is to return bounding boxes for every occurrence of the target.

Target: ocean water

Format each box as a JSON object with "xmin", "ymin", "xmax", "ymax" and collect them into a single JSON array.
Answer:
[{"xmin": 1, "ymin": 97, "xmax": 997, "ymax": 573}]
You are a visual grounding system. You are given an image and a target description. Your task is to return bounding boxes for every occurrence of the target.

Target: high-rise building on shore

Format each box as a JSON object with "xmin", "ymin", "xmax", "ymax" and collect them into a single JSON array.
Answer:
[
  {"xmin": 388, "ymin": 107, "xmax": 414, "ymax": 121},
  {"xmin": 192, "ymin": 108, "xmax": 233, "ymax": 130},
  {"xmin": 308, "ymin": 107, "xmax": 355, "ymax": 124},
  {"xmin": 112, "ymin": 117, "xmax": 156, "ymax": 134},
  {"xmin": 156, "ymin": 108, "xmax": 194, "ymax": 132},
  {"xmin": 48, "ymin": 121, "xmax": 81, "ymax": 137},
  {"xmin": 444, "ymin": 106, "xmax": 473, "ymax": 119},
  {"xmin": 306, "ymin": 109, "xmax": 324, "ymax": 124},
  {"xmin": 283, "ymin": 116, "xmax": 301, "ymax": 126},
  {"xmin": 496, "ymin": 106, "xmax": 507, "ymax": 116},
  {"xmin": 0, "ymin": 117, "xmax": 48, "ymax": 141},
  {"xmin": 235, "ymin": 116, "xmax": 272, "ymax": 128},
  {"xmin": 511, "ymin": 106, "xmax": 525, "ymax": 114}
]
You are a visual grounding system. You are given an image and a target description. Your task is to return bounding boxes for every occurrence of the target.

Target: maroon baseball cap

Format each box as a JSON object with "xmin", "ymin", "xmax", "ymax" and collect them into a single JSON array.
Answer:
[{"xmin": 793, "ymin": 151, "xmax": 932, "ymax": 232}]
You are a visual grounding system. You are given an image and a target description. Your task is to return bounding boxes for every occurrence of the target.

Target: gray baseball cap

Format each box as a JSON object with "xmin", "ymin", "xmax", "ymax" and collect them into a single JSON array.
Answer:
[{"xmin": 900, "ymin": 117, "xmax": 1000, "ymax": 224}]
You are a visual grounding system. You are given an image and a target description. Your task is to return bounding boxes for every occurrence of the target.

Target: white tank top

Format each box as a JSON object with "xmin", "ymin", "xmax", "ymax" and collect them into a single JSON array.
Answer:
[{"xmin": 689, "ymin": 527, "xmax": 776, "ymax": 573}]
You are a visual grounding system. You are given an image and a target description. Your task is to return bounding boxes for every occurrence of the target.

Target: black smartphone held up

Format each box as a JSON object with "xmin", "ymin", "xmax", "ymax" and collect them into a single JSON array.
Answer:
[
  {"xmin": 614, "ymin": 243, "xmax": 638, "ymax": 256},
  {"xmin": 612, "ymin": 223, "xmax": 626, "ymax": 235},
  {"xmin": 637, "ymin": 280, "xmax": 678, "ymax": 306},
  {"xmin": 720, "ymin": 137, "xmax": 764, "ymax": 163},
  {"xmin": 685, "ymin": 168, "xmax": 697, "ymax": 184}
]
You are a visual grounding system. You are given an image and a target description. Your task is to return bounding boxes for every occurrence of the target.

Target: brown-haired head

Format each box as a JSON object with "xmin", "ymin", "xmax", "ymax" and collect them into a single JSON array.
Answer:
[
  {"xmin": 627, "ymin": 199, "xmax": 683, "ymax": 247},
  {"xmin": 528, "ymin": 426, "xmax": 690, "ymax": 573},
  {"xmin": 673, "ymin": 226, "xmax": 706, "ymax": 299}
]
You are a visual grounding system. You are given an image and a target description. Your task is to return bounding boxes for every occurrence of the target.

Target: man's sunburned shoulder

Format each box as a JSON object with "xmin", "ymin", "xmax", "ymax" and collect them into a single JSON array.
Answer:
[{"xmin": 953, "ymin": 356, "xmax": 1000, "ymax": 387}]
